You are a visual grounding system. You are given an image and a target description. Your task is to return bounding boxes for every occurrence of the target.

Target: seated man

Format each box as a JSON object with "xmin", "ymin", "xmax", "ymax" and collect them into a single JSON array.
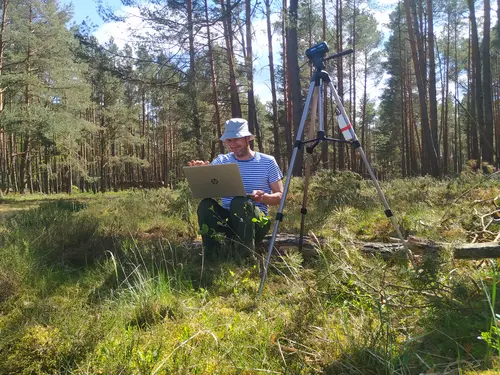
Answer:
[{"xmin": 188, "ymin": 118, "xmax": 284, "ymax": 257}]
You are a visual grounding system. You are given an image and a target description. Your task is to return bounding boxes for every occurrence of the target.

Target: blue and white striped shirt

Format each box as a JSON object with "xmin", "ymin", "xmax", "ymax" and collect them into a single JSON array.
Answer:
[{"xmin": 211, "ymin": 152, "xmax": 283, "ymax": 214}]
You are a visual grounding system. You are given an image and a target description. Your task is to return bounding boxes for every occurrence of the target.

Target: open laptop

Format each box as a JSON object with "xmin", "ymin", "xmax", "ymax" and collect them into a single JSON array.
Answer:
[{"xmin": 183, "ymin": 164, "xmax": 246, "ymax": 198}]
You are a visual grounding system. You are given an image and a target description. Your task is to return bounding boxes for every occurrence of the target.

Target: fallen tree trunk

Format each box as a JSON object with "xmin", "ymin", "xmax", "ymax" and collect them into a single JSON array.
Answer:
[
  {"xmin": 190, "ymin": 234, "xmax": 321, "ymax": 253},
  {"xmin": 260, "ymin": 236, "xmax": 500, "ymax": 260},
  {"xmin": 363, "ymin": 237, "xmax": 500, "ymax": 260},
  {"xmin": 189, "ymin": 234, "xmax": 500, "ymax": 260}
]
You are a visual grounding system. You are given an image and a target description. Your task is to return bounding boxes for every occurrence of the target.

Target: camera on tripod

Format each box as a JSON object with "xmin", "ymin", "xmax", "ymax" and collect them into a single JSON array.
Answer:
[
  {"xmin": 305, "ymin": 41, "xmax": 329, "ymax": 67},
  {"xmin": 258, "ymin": 41, "xmax": 409, "ymax": 296}
]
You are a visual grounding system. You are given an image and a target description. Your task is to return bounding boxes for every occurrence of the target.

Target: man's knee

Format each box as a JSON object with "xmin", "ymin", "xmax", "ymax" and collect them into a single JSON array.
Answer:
[
  {"xmin": 198, "ymin": 198, "xmax": 217, "ymax": 215},
  {"xmin": 229, "ymin": 196, "xmax": 248, "ymax": 211}
]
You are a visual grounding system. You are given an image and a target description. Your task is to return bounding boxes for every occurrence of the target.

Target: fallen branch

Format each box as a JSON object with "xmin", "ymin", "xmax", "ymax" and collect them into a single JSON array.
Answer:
[
  {"xmin": 363, "ymin": 237, "xmax": 500, "ymax": 260},
  {"xmin": 188, "ymin": 235, "xmax": 500, "ymax": 260},
  {"xmin": 189, "ymin": 234, "xmax": 321, "ymax": 255}
]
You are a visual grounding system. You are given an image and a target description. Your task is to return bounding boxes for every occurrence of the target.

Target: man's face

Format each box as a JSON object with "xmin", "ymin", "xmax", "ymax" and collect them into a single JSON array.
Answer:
[{"xmin": 224, "ymin": 137, "xmax": 249, "ymax": 156}]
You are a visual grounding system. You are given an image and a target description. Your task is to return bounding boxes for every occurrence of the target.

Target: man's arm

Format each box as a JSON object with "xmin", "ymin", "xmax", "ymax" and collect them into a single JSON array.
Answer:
[
  {"xmin": 251, "ymin": 180, "xmax": 283, "ymax": 206},
  {"xmin": 188, "ymin": 160, "xmax": 210, "ymax": 166}
]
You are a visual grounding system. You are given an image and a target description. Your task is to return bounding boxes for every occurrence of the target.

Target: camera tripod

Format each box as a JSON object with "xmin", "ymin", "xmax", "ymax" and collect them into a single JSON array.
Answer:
[{"xmin": 258, "ymin": 42, "xmax": 410, "ymax": 296}]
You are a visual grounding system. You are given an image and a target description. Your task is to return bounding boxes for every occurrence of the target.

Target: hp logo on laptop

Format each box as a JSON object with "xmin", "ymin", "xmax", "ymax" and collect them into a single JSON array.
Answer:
[{"xmin": 211, "ymin": 178, "xmax": 219, "ymax": 184}]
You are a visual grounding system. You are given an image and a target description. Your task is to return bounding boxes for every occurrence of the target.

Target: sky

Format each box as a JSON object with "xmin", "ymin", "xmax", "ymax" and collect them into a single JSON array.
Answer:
[
  {"xmin": 66, "ymin": 0, "xmax": 121, "ymax": 25},
  {"xmin": 66, "ymin": 0, "xmax": 400, "ymax": 104},
  {"xmin": 65, "ymin": 0, "xmax": 137, "ymax": 44}
]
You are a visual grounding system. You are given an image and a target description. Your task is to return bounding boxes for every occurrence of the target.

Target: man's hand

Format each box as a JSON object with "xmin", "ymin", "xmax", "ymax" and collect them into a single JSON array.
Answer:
[
  {"xmin": 249, "ymin": 180, "xmax": 283, "ymax": 206},
  {"xmin": 250, "ymin": 190, "xmax": 266, "ymax": 203},
  {"xmin": 188, "ymin": 160, "xmax": 210, "ymax": 166}
]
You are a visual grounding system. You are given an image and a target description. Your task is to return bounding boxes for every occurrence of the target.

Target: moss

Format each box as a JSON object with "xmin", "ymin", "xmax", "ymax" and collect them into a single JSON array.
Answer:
[
  {"xmin": 5, "ymin": 325, "xmax": 71, "ymax": 375},
  {"xmin": 1, "ymin": 179, "xmax": 500, "ymax": 373}
]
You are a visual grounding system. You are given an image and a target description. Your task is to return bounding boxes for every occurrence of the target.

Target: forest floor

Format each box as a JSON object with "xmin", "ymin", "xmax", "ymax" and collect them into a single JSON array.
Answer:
[{"xmin": 1, "ymin": 170, "xmax": 500, "ymax": 374}]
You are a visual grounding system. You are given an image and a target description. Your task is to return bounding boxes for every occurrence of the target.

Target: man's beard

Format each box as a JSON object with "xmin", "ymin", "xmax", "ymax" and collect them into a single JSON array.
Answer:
[{"xmin": 235, "ymin": 147, "xmax": 249, "ymax": 158}]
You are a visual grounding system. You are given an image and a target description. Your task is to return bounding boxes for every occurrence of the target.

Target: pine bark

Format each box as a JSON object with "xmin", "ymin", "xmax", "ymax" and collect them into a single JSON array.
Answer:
[
  {"xmin": 245, "ymin": 0, "xmax": 263, "ymax": 152},
  {"xmin": 443, "ymin": 10, "xmax": 451, "ymax": 175},
  {"xmin": 336, "ymin": 0, "xmax": 345, "ymax": 170},
  {"xmin": 221, "ymin": 0, "xmax": 242, "ymax": 118},
  {"xmin": 265, "ymin": 0, "xmax": 281, "ymax": 166},
  {"xmin": 282, "ymin": 0, "xmax": 293, "ymax": 167},
  {"xmin": 468, "ymin": 0, "xmax": 483, "ymax": 164},
  {"xmin": 287, "ymin": 0, "xmax": 303, "ymax": 176},
  {"xmin": 426, "ymin": 0, "xmax": 440, "ymax": 176},
  {"xmin": 482, "ymin": 0, "xmax": 495, "ymax": 164},
  {"xmin": 19, "ymin": 5, "xmax": 33, "ymax": 193},
  {"xmin": 0, "ymin": 0, "xmax": 8, "ymax": 190},
  {"xmin": 187, "ymin": 0, "xmax": 204, "ymax": 159},
  {"xmin": 404, "ymin": 0, "xmax": 439, "ymax": 177},
  {"xmin": 320, "ymin": 0, "xmax": 328, "ymax": 168},
  {"xmin": 205, "ymin": 0, "xmax": 223, "ymax": 154}
]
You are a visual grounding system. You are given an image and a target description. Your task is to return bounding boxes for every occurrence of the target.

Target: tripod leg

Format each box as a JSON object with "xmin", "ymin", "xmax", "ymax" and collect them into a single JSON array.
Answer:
[
  {"xmin": 299, "ymin": 86, "xmax": 319, "ymax": 250},
  {"xmin": 328, "ymin": 81, "xmax": 415, "ymax": 266},
  {"xmin": 258, "ymin": 81, "xmax": 317, "ymax": 297}
]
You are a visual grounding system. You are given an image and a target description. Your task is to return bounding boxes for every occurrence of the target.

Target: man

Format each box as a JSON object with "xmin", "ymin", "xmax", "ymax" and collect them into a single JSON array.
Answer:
[{"xmin": 188, "ymin": 118, "xmax": 284, "ymax": 257}]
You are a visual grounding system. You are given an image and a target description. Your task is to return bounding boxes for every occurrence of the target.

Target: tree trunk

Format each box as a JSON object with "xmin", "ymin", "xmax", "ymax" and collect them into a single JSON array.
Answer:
[
  {"xmin": 9, "ymin": 134, "xmax": 17, "ymax": 192},
  {"xmin": 19, "ymin": 5, "xmax": 34, "ymax": 193},
  {"xmin": 221, "ymin": 0, "xmax": 242, "ymax": 118},
  {"xmin": 398, "ymin": 11, "xmax": 407, "ymax": 177},
  {"xmin": 320, "ymin": 0, "xmax": 328, "ymax": 168},
  {"xmin": 265, "ymin": 0, "xmax": 281, "ymax": 166},
  {"xmin": 408, "ymin": 62, "xmax": 418, "ymax": 175},
  {"xmin": 426, "ymin": 0, "xmax": 440, "ymax": 176},
  {"xmin": 350, "ymin": 0, "xmax": 357, "ymax": 172},
  {"xmin": 18, "ymin": 137, "xmax": 29, "ymax": 193},
  {"xmin": 100, "ymin": 128, "xmax": 106, "ymax": 193},
  {"xmin": 454, "ymin": 18, "xmax": 461, "ymax": 173},
  {"xmin": 363, "ymin": 239, "xmax": 500, "ymax": 261},
  {"xmin": 205, "ymin": 0, "xmax": 223, "ymax": 154},
  {"xmin": 245, "ymin": 0, "xmax": 263, "ymax": 152},
  {"xmin": 467, "ymin": 24, "xmax": 477, "ymax": 161},
  {"xmin": 468, "ymin": 0, "xmax": 484, "ymax": 165},
  {"xmin": 0, "ymin": 0, "xmax": 8, "ymax": 191},
  {"xmin": 283, "ymin": 0, "xmax": 293, "ymax": 168},
  {"xmin": 482, "ymin": 0, "xmax": 495, "ymax": 164},
  {"xmin": 287, "ymin": 0, "xmax": 303, "ymax": 176},
  {"xmin": 187, "ymin": 0, "xmax": 204, "ymax": 160},
  {"xmin": 141, "ymin": 89, "xmax": 148, "ymax": 184},
  {"xmin": 443, "ymin": 10, "xmax": 451, "ymax": 175},
  {"xmin": 404, "ymin": 0, "xmax": 439, "ymax": 177},
  {"xmin": 336, "ymin": 0, "xmax": 345, "ymax": 170},
  {"xmin": 0, "ymin": 0, "xmax": 7, "ymax": 114},
  {"xmin": 495, "ymin": 53, "xmax": 499, "ymax": 166},
  {"xmin": 360, "ymin": 54, "xmax": 368, "ymax": 176}
]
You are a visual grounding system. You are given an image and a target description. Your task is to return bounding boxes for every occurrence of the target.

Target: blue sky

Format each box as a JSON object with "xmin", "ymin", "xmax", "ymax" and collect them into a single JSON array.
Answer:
[
  {"xmin": 65, "ymin": 0, "xmax": 122, "ymax": 26},
  {"xmin": 65, "ymin": 0, "xmax": 401, "ymax": 104},
  {"xmin": 65, "ymin": 0, "xmax": 283, "ymax": 103}
]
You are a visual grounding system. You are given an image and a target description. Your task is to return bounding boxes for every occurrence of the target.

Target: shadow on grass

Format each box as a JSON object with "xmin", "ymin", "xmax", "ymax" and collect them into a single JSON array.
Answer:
[
  {"xmin": 322, "ymin": 349, "xmax": 396, "ymax": 374},
  {"xmin": 409, "ymin": 301, "xmax": 490, "ymax": 370}
]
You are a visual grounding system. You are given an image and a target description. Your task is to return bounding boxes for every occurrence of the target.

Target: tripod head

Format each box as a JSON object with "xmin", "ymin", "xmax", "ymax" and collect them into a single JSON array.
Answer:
[
  {"xmin": 306, "ymin": 41, "xmax": 354, "ymax": 71},
  {"xmin": 306, "ymin": 41, "xmax": 329, "ymax": 70}
]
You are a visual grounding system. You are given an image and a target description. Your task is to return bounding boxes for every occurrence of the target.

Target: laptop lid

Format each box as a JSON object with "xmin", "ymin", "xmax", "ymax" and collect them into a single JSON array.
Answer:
[{"xmin": 183, "ymin": 163, "xmax": 246, "ymax": 199}]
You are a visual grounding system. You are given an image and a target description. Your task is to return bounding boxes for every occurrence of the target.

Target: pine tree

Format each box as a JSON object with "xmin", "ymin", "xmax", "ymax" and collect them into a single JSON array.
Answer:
[{"xmin": 1, "ymin": 0, "xmax": 91, "ymax": 193}]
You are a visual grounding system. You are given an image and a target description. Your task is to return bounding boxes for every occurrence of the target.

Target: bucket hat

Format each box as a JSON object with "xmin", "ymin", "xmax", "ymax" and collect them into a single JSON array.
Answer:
[{"xmin": 220, "ymin": 118, "xmax": 255, "ymax": 141}]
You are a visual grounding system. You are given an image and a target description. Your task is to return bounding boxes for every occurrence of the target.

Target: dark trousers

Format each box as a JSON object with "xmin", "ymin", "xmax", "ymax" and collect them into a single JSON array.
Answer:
[{"xmin": 197, "ymin": 197, "xmax": 271, "ymax": 257}]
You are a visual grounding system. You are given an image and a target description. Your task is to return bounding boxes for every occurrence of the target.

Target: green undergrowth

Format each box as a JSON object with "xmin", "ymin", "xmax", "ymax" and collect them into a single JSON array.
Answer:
[{"xmin": 1, "ymin": 172, "xmax": 500, "ymax": 374}]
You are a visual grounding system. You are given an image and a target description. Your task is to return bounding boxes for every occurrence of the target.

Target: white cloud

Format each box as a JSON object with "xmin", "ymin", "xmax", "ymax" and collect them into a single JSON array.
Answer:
[
  {"xmin": 252, "ymin": 14, "xmax": 281, "ymax": 69},
  {"xmin": 373, "ymin": 9, "xmax": 392, "ymax": 32},
  {"xmin": 254, "ymin": 80, "xmax": 273, "ymax": 104},
  {"xmin": 250, "ymin": 14, "xmax": 282, "ymax": 104},
  {"xmin": 94, "ymin": 6, "xmax": 151, "ymax": 48},
  {"xmin": 376, "ymin": 0, "xmax": 399, "ymax": 5},
  {"xmin": 92, "ymin": 1, "xmax": 398, "ymax": 106}
]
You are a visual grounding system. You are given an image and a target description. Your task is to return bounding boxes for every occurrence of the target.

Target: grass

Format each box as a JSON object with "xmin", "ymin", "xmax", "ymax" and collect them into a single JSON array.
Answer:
[{"xmin": 1, "ymin": 172, "xmax": 500, "ymax": 374}]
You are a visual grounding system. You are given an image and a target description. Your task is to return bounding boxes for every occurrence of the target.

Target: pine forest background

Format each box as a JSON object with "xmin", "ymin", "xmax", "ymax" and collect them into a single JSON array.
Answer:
[{"xmin": 0, "ymin": 0, "xmax": 498, "ymax": 195}]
